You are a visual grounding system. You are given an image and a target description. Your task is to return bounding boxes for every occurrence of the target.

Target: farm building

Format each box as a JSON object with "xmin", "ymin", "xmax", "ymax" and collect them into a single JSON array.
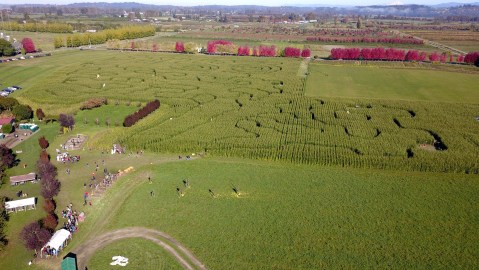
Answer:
[
  {"xmin": 0, "ymin": 117, "xmax": 14, "ymax": 128},
  {"xmin": 4, "ymin": 197, "xmax": 36, "ymax": 213},
  {"xmin": 61, "ymin": 256, "xmax": 78, "ymax": 270},
  {"xmin": 9, "ymin": 172, "xmax": 37, "ymax": 185},
  {"xmin": 19, "ymin": 123, "xmax": 39, "ymax": 132},
  {"xmin": 41, "ymin": 229, "xmax": 72, "ymax": 258}
]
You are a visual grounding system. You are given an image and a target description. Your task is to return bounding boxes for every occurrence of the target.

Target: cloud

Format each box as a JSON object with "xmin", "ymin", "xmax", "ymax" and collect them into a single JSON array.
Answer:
[{"xmin": 388, "ymin": 1, "xmax": 404, "ymax": 5}]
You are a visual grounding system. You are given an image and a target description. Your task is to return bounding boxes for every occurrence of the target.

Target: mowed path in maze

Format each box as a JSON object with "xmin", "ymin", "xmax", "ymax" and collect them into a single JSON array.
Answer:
[{"xmin": 15, "ymin": 50, "xmax": 479, "ymax": 173}]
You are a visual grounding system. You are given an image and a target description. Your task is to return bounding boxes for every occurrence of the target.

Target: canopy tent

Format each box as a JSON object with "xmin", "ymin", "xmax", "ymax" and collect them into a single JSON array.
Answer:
[
  {"xmin": 4, "ymin": 197, "xmax": 36, "ymax": 213},
  {"xmin": 42, "ymin": 229, "xmax": 72, "ymax": 257}
]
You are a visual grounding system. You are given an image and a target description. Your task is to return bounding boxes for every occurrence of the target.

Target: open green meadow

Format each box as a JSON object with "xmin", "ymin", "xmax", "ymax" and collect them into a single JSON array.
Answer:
[
  {"xmin": 88, "ymin": 239, "xmax": 183, "ymax": 270},
  {"xmin": 0, "ymin": 48, "xmax": 478, "ymax": 269},
  {"xmin": 305, "ymin": 62, "xmax": 479, "ymax": 102}
]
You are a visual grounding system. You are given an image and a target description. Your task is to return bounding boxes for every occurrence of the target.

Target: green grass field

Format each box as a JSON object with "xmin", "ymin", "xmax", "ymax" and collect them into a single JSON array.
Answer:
[
  {"xmin": 0, "ymin": 49, "xmax": 478, "ymax": 270},
  {"xmin": 305, "ymin": 62, "xmax": 479, "ymax": 102},
  {"xmin": 88, "ymin": 239, "xmax": 183, "ymax": 270}
]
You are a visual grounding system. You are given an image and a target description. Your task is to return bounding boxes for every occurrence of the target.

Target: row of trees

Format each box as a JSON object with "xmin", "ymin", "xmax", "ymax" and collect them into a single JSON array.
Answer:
[
  {"xmin": 198, "ymin": 40, "xmax": 311, "ymax": 58},
  {"xmin": 0, "ymin": 22, "xmax": 73, "ymax": 33},
  {"xmin": 123, "ymin": 99, "xmax": 160, "ymax": 127},
  {"xmin": 20, "ymin": 137, "xmax": 60, "ymax": 252},
  {"xmin": 330, "ymin": 47, "xmax": 479, "ymax": 64},
  {"xmin": 306, "ymin": 36, "xmax": 424, "ymax": 45},
  {"xmin": 54, "ymin": 26, "xmax": 155, "ymax": 48}
]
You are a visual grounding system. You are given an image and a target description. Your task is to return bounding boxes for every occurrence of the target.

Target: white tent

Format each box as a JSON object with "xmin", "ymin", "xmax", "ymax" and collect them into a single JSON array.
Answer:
[
  {"xmin": 42, "ymin": 229, "xmax": 71, "ymax": 257},
  {"xmin": 4, "ymin": 197, "xmax": 36, "ymax": 213}
]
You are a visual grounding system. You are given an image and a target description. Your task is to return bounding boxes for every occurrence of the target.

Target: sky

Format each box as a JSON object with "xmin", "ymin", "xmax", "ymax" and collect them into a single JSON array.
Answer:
[{"xmin": 0, "ymin": 0, "xmax": 478, "ymax": 6}]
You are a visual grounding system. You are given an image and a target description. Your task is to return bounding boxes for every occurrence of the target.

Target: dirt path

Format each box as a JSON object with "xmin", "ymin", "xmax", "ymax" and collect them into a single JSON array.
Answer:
[
  {"xmin": 72, "ymin": 227, "xmax": 207, "ymax": 270},
  {"xmin": 297, "ymin": 58, "xmax": 310, "ymax": 78}
]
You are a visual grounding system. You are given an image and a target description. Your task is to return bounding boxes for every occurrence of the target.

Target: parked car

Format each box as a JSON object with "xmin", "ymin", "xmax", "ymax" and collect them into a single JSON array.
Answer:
[
  {"xmin": 12, "ymin": 86, "xmax": 22, "ymax": 90},
  {"xmin": 1, "ymin": 92, "xmax": 9, "ymax": 97}
]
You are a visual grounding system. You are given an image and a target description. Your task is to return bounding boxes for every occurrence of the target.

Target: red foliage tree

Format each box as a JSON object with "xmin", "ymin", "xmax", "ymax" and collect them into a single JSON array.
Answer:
[
  {"xmin": 258, "ymin": 45, "xmax": 276, "ymax": 57},
  {"xmin": 38, "ymin": 136, "xmax": 49, "ymax": 150},
  {"xmin": 36, "ymin": 108, "xmax": 45, "ymax": 120},
  {"xmin": 207, "ymin": 40, "xmax": 232, "ymax": 54},
  {"xmin": 0, "ymin": 144, "xmax": 15, "ymax": 168},
  {"xmin": 237, "ymin": 46, "xmax": 250, "ymax": 56},
  {"xmin": 59, "ymin": 114, "xmax": 75, "ymax": 129},
  {"xmin": 457, "ymin": 54, "xmax": 465, "ymax": 63},
  {"xmin": 429, "ymin": 52, "xmax": 441, "ymax": 62},
  {"xmin": 405, "ymin": 50, "xmax": 419, "ymax": 61},
  {"xmin": 42, "ymin": 213, "xmax": 58, "ymax": 231},
  {"xmin": 39, "ymin": 150, "xmax": 50, "ymax": 162},
  {"xmin": 36, "ymin": 159, "xmax": 57, "ymax": 180},
  {"xmin": 21, "ymin": 38, "xmax": 36, "ymax": 53},
  {"xmin": 418, "ymin": 52, "xmax": 427, "ymax": 61},
  {"xmin": 43, "ymin": 198, "xmax": 56, "ymax": 213},
  {"xmin": 284, "ymin": 47, "xmax": 301, "ymax": 58},
  {"xmin": 123, "ymin": 99, "xmax": 160, "ymax": 127},
  {"xmin": 301, "ymin": 48, "xmax": 311, "ymax": 58},
  {"xmin": 40, "ymin": 176, "xmax": 61, "ymax": 199},
  {"xmin": 130, "ymin": 41, "xmax": 135, "ymax": 50},
  {"xmin": 152, "ymin": 43, "xmax": 158, "ymax": 51},
  {"xmin": 175, "ymin": 41, "xmax": 184, "ymax": 53},
  {"xmin": 20, "ymin": 222, "xmax": 52, "ymax": 251},
  {"xmin": 464, "ymin": 52, "xmax": 479, "ymax": 65}
]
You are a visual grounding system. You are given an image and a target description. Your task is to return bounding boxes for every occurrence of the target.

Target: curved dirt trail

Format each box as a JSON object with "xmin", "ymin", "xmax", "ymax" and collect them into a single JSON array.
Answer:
[{"xmin": 72, "ymin": 227, "xmax": 207, "ymax": 270}]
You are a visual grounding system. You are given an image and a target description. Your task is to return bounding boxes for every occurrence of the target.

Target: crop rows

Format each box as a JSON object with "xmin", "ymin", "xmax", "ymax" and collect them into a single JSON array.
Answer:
[{"xmin": 21, "ymin": 51, "xmax": 479, "ymax": 173}]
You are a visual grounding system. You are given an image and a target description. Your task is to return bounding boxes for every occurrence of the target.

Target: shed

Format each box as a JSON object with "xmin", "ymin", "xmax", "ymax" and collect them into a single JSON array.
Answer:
[
  {"xmin": 42, "ymin": 229, "xmax": 72, "ymax": 257},
  {"xmin": 61, "ymin": 257, "xmax": 77, "ymax": 270},
  {"xmin": 0, "ymin": 117, "xmax": 14, "ymax": 128},
  {"xmin": 19, "ymin": 123, "xmax": 39, "ymax": 132},
  {"xmin": 9, "ymin": 172, "xmax": 37, "ymax": 185},
  {"xmin": 4, "ymin": 197, "xmax": 36, "ymax": 213}
]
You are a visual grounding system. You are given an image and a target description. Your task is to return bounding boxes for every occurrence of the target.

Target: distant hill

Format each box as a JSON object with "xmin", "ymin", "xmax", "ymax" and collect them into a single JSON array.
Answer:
[{"xmin": 432, "ymin": 2, "xmax": 479, "ymax": 8}]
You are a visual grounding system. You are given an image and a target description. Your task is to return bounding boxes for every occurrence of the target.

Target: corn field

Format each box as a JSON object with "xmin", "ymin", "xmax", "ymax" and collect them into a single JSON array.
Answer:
[{"xmin": 19, "ymin": 51, "xmax": 479, "ymax": 173}]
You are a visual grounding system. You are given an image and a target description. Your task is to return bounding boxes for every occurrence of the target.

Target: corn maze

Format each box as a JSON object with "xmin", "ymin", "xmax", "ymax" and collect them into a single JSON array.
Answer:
[{"xmin": 22, "ymin": 51, "xmax": 479, "ymax": 173}]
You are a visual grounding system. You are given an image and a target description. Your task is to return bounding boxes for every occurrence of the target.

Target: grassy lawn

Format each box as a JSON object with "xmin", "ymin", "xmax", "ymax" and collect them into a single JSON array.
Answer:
[
  {"xmin": 95, "ymin": 159, "xmax": 479, "ymax": 269},
  {"xmin": 75, "ymin": 104, "xmax": 138, "ymax": 129},
  {"xmin": 0, "ymin": 31, "xmax": 64, "ymax": 52},
  {"xmin": 88, "ymin": 238, "xmax": 183, "ymax": 270},
  {"xmin": 305, "ymin": 62, "xmax": 479, "ymax": 103}
]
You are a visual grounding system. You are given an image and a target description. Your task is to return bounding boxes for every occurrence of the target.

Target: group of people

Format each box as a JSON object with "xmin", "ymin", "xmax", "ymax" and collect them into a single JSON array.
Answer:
[
  {"xmin": 61, "ymin": 203, "xmax": 79, "ymax": 233},
  {"xmin": 41, "ymin": 245, "xmax": 58, "ymax": 257}
]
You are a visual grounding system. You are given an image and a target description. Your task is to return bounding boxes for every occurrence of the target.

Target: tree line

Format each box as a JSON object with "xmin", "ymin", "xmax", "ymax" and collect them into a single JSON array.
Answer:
[
  {"xmin": 20, "ymin": 137, "xmax": 60, "ymax": 253},
  {"xmin": 54, "ymin": 25, "xmax": 155, "ymax": 48},
  {"xmin": 330, "ymin": 47, "xmax": 479, "ymax": 64},
  {"xmin": 123, "ymin": 99, "xmax": 160, "ymax": 127},
  {"xmin": 0, "ymin": 22, "xmax": 73, "ymax": 33}
]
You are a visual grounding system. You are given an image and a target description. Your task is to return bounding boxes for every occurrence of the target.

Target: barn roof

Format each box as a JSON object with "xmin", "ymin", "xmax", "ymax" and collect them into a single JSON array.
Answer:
[
  {"xmin": 0, "ymin": 117, "xmax": 14, "ymax": 125},
  {"xmin": 10, "ymin": 172, "xmax": 37, "ymax": 184}
]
